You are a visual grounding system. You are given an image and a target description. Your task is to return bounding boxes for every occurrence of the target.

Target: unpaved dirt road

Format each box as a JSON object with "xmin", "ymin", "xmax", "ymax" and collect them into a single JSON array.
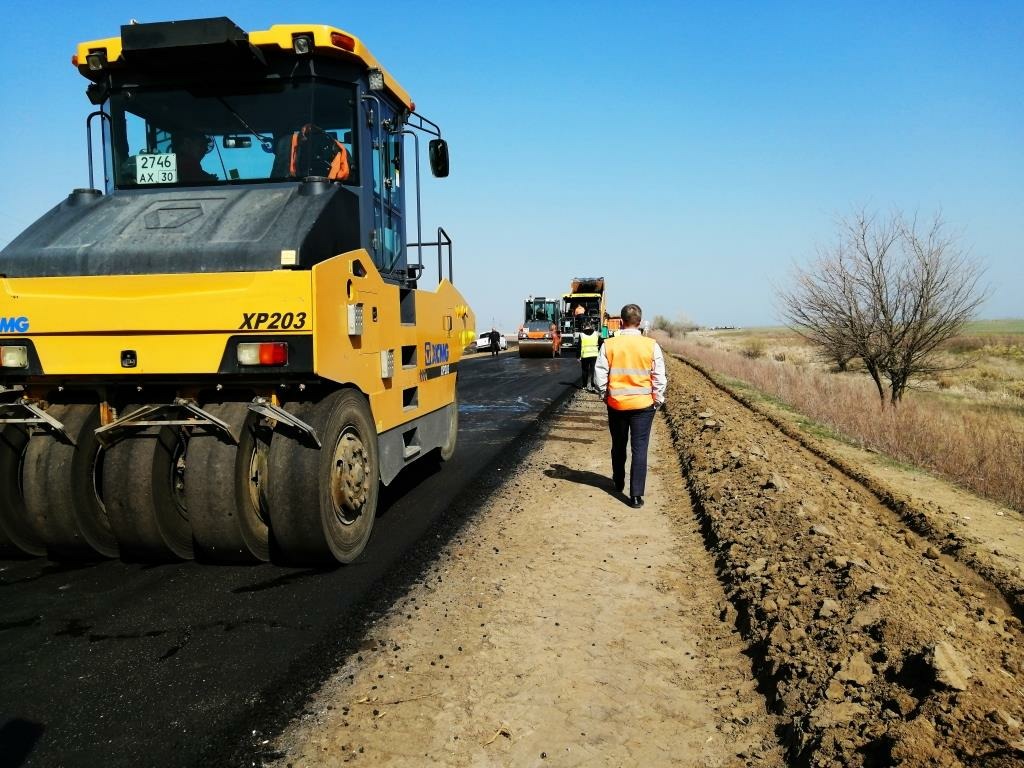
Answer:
[
  {"xmin": 272, "ymin": 354, "xmax": 1024, "ymax": 767},
  {"xmin": 271, "ymin": 390, "xmax": 783, "ymax": 767}
]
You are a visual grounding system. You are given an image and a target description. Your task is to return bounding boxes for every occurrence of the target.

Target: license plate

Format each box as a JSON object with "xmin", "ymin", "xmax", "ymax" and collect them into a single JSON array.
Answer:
[{"xmin": 136, "ymin": 153, "xmax": 178, "ymax": 185}]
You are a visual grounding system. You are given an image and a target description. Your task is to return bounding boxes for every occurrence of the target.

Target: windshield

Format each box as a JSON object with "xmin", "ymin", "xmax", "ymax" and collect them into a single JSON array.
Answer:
[
  {"xmin": 524, "ymin": 300, "xmax": 558, "ymax": 323},
  {"xmin": 107, "ymin": 79, "xmax": 358, "ymax": 189}
]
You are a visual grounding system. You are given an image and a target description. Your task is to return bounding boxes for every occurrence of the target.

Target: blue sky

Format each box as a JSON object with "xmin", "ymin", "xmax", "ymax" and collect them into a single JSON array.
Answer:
[{"xmin": 1, "ymin": 0, "xmax": 1021, "ymax": 330}]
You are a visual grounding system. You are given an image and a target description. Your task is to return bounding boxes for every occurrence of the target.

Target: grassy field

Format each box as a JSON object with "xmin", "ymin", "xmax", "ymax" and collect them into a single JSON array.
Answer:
[
  {"xmin": 660, "ymin": 319, "xmax": 1024, "ymax": 512},
  {"xmin": 962, "ymin": 318, "xmax": 1024, "ymax": 335},
  {"xmin": 689, "ymin": 320, "xmax": 1024, "ymax": 405}
]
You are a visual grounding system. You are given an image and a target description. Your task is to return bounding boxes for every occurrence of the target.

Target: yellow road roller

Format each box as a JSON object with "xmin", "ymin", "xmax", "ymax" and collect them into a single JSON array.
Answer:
[
  {"xmin": 0, "ymin": 18, "xmax": 474, "ymax": 564},
  {"xmin": 517, "ymin": 296, "xmax": 561, "ymax": 358}
]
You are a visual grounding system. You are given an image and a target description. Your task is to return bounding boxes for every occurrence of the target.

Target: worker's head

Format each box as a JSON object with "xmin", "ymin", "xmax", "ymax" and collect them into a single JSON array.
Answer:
[
  {"xmin": 172, "ymin": 131, "xmax": 212, "ymax": 161},
  {"xmin": 621, "ymin": 304, "xmax": 642, "ymax": 328},
  {"xmin": 583, "ymin": 323, "xmax": 594, "ymax": 333}
]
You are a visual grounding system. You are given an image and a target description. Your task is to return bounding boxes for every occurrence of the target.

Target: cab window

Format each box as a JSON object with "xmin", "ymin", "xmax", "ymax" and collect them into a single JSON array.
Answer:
[{"xmin": 107, "ymin": 80, "xmax": 358, "ymax": 188}]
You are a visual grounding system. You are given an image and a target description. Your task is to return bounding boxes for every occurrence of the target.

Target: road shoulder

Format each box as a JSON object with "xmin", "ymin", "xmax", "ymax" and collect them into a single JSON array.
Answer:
[{"xmin": 270, "ymin": 390, "xmax": 783, "ymax": 766}]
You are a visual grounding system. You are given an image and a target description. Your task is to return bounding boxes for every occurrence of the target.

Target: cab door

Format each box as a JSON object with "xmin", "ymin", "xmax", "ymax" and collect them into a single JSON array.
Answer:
[{"xmin": 371, "ymin": 103, "xmax": 405, "ymax": 276}]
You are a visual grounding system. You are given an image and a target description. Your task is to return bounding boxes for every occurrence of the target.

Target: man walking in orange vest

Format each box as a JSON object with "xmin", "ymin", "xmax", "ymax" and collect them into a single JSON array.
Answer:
[{"xmin": 594, "ymin": 304, "xmax": 667, "ymax": 508}]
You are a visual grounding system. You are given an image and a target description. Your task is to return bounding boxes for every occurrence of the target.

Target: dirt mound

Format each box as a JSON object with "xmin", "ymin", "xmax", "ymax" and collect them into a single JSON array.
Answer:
[
  {"xmin": 680, "ymin": 354, "xmax": 1024, "ymax": 620},
  {"xmin": 662, "ymin": 355, "xmax": 1024, "ymax": 766}
]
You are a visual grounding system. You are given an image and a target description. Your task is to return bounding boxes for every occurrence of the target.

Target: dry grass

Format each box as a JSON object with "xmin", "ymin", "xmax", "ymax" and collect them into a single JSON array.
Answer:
[
  {"xmin": 708, "ymin": 326, "xmax": 1024, "ymax": 402},
  {"xmin": 940, "ymin": 334, "xmax": 1024, "ymax": 356},
  {"xmin": 663, "ymin": 336, "xmax": 1024, "ymax": 512}
]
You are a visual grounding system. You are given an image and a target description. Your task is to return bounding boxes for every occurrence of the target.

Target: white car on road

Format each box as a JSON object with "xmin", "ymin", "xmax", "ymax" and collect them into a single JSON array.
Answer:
[{"xmin": 474, "ymin": 332, "xmax": 507, "ymax": 352}]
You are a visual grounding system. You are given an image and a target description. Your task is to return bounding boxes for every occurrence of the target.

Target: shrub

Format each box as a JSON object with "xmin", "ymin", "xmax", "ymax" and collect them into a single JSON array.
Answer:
[
  {"xmin": 653, "ymin": 315, "xmax": 698, "ymax": 339},
  {"xmin": 971, "ymin": 377, "xmax": 998, "ymax": 393},
  {"xmin": 741, "ymin": 338, "xmax": 766, "ymax": 359}
]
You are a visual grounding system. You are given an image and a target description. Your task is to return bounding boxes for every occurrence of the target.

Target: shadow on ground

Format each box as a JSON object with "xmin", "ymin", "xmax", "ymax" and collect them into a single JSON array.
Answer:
[{"xmin": 543, "ymin": 463, "xmax": 623, "ymax": 501}]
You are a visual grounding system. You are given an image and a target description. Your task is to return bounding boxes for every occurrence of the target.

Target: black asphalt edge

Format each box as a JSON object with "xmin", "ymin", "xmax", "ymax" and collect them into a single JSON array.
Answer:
[
  {"xmin": 671, "ymin": 352, "xmax": 1024, "ymax": 624},
  {"xmin": 208, "ymin": 381, "xmax": 577, "ymax": 768}
]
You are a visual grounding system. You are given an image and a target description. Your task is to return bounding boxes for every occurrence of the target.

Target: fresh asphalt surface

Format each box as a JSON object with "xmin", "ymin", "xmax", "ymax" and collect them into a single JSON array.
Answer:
[{"xmin": 0, "ymin": 352, "xmax": 578, "ymax": 768}]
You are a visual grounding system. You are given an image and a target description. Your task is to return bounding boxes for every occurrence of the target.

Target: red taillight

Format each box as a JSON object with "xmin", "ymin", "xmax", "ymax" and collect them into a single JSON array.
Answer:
[
  {"xmin": 331, "ymin": 32, "xmax": 355, "ymax": 51},
  {"xmin": 261, "ymin": 343, "xmax": 288, "ymax": 365},
  {"xmin": 237, "ymin": 342, "xmax": 288, "ymax": 366}
]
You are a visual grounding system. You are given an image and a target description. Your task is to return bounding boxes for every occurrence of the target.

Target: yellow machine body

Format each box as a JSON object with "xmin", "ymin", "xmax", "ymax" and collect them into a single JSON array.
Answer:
[{"xmin": 1, "ymin": 252, "xmax": 474, "ymax": 435}]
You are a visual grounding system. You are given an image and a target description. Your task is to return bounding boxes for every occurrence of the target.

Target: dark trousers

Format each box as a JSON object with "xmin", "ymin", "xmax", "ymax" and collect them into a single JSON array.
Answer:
[
  {"xmin": 490, "ymin": 343, "xmax": 499, "ymax": 356},
  {"xmin": 607, "ymin": 405, "xmax": 656, "ymax": 497},
  {"xmin": 580, "ymin": 356, "xmax": 596, "ymax": 388}
]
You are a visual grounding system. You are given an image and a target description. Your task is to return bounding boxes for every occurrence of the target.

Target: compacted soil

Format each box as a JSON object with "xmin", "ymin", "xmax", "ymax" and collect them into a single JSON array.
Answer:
[
  {"xmin": 270, "ymin": 391, "xmax": 783, "ymax": 767},
  {"xmin": 270, "ymin": 355, "xmax": 1024, "ymax": 767}
]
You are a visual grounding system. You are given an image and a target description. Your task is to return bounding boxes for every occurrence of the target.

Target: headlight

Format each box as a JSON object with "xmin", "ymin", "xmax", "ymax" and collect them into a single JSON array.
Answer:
[{"xmin": 0, "ymin": 345, "xmax": 29, "ymax": 368}]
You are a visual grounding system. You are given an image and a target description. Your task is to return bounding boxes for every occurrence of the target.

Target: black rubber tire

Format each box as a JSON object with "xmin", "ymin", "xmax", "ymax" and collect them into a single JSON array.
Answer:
[
  {"xmin": 186, "ymin": 403, "xmax": 270, "ymax": 562},
  {"xmin": 439, "ymin": 398, "xmax": 458, "ymax": 462},
  {"xmin": 0, "ymin": 425, "xmax": 45, "ymax": 557},
  {"xmin": 21, "ymin": 404, "xmax": 117, "ymax": 559},
  {"xmin": 267, "ymin": 390, "xmax": 379, "ymax": 564},
  {"xmin": 103, "ymin": 421, "xmax": 193, "ymax": 561}
]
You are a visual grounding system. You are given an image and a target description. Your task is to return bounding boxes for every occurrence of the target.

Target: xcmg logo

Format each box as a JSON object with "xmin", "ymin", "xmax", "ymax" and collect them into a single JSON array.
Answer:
[
  {"xmin": 0, "ymin": 316, "xmax": 29, "ymax": 334},
  {"xmin": 424, "ymin": 341, "xmax": 450, "ymax": 366}
]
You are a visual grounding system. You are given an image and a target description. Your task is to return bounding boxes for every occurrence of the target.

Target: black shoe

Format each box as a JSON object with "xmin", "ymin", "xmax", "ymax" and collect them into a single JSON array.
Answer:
[{"xmin": 629, "ymin": 496, "xmax": 644, "ymax": 508}]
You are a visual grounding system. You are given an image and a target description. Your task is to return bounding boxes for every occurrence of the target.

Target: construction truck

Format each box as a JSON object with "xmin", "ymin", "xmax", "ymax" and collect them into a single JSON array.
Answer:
[
  {"xmin": 0, "ymin": 18, "xmax": 474, "ymax": 565},
  {"xmin": 560, "ymin": 277, "xmax": 606, "ymax": 354},
  {"xmin": 518, "ymin": 297, "xmax": 561, "ymax": 358}
]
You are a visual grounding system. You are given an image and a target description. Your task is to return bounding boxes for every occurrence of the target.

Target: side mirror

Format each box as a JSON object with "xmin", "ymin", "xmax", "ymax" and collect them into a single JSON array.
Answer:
[
  {"xmin": 428, "ymin": 139, "xmax": 449, "ymax": 178},
  {"xmin": 86, "ymin": 82, "xmax": 110, "ymax": 106}
]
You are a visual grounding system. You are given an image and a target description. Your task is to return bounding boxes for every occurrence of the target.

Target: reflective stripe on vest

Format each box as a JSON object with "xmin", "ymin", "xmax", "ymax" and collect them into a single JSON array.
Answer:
[
  {"xmin": 604, "ymin": 334, "xmax": 657, "ymax": 410},
  {"xmin": 580, "ymin": 333, "xmax": 599, "ymax": 359}
]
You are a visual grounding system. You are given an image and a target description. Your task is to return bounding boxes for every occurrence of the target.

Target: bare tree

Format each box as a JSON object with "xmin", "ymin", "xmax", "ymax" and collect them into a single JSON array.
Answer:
[
  {"xmin": 778, "ymin": 209, "xmax": 986, "ymax": 406},
  {"xmin": 878, "ymin": 213, "xmax": 987, "ymax": 403},
  {"xmin": 778, "ymin": 210, "xmax": 896, "ymax": 403}
]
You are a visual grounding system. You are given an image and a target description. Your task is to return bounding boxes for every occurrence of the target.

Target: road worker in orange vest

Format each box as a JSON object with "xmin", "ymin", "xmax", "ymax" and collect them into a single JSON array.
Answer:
[{"xmin": 594, "ymin": 303, "xmax": 667, "ymax": 508}]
